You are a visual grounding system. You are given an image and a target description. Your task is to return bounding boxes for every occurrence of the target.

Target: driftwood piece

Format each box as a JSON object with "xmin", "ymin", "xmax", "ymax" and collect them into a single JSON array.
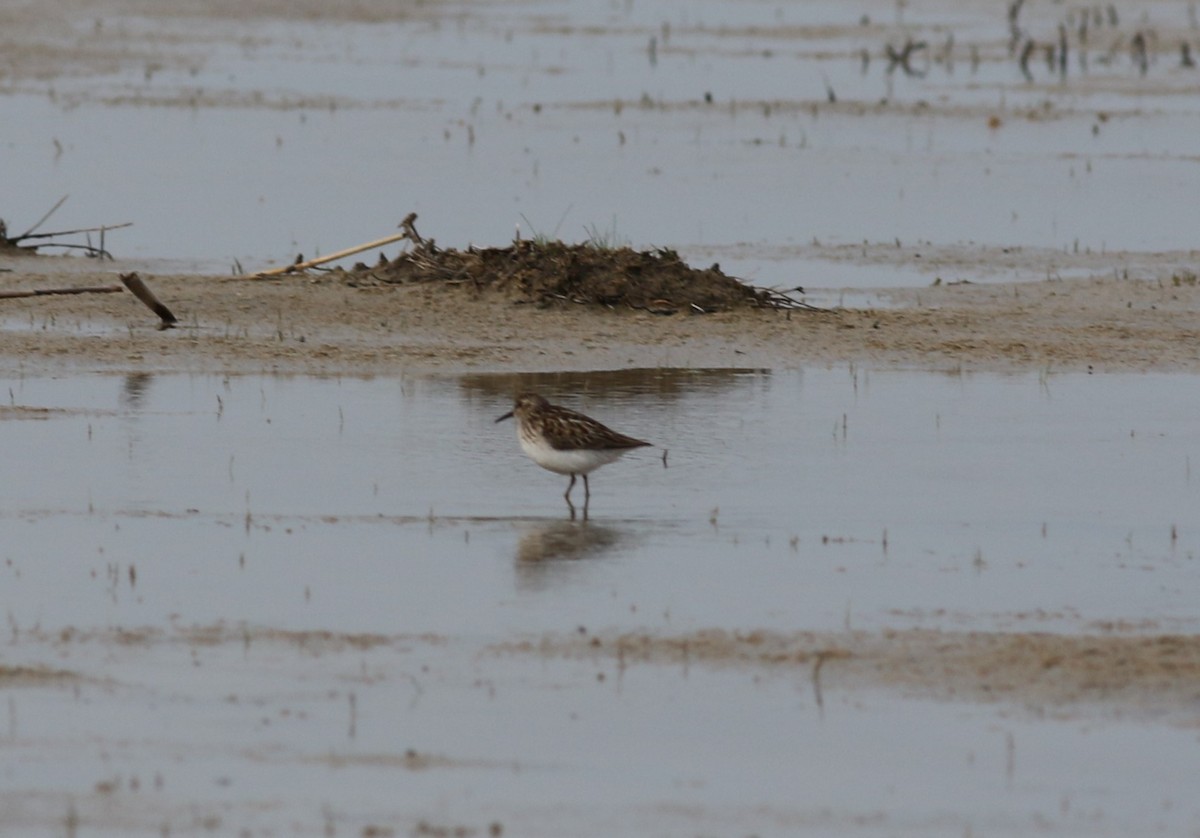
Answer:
[
  {"xmin": 255, "ymin": 231, "xmax": 410, "ymax": 278},
  {"xmin": 0, "ymin": 284, "xmax": 124, "ymax": 299},
  {"xmin": 14, "ymin": 195, "xmax": 69, "ymax": 240},
  {"xmin": 16, "ymin": 222, "xmax": 133, "ymax": 242},
  {"xmin": 120, "ymin": 272, "xmax": 178, "ymax": 329},
  {"xmin": 0, "ymin": 274, "xmax": 177, "ymax": 329},
  {"xmin": 2, "ymin": 194, "xmax": 131, "ymax": 260}
]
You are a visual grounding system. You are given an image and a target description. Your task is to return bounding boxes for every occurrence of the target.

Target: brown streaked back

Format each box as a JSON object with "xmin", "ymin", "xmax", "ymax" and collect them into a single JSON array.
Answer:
[{"xmin": 511, "ymin": 392, "xmax": 650, "ymax": 452}]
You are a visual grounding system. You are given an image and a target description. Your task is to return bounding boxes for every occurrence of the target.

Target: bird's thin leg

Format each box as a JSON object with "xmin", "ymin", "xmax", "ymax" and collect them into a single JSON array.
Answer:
[
  {"xmin": 564, "ymin": 474, "xmax": 577, "ymax": 519},
  {"xmin": 582, "ymin": 475, "xmax": 591, "ymax": 520}
]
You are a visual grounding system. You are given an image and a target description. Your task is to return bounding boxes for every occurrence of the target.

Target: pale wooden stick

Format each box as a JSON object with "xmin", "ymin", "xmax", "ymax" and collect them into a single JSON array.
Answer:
[{"xmin": 253, "ymin": 232, "xmax": 409, "ymax": 278}]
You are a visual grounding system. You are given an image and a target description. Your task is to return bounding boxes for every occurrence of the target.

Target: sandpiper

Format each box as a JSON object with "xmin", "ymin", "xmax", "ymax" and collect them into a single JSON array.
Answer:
[{"xmin": 496, "ymin": 392, "xmax": 650, "ymax": 518}]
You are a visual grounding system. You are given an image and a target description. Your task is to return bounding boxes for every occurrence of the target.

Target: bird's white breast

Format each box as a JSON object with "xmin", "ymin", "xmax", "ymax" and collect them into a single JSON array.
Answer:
[{"xmin": 518, "ymin": 433, "xmax": 627, "ymax": 475}]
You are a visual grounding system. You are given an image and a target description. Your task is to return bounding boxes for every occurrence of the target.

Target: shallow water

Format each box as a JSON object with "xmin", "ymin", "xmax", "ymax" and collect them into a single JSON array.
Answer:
[
  {"xmin": 3, "ymin": 0, "xmax": 1200, "ymax": 286},
  {"xmin": 3, "ymin": 367, "xmax": 1200, "ymax": 835},
  {"xmin": 4, "ymin": 367, "xmax": 1198, "ymax": 635}
]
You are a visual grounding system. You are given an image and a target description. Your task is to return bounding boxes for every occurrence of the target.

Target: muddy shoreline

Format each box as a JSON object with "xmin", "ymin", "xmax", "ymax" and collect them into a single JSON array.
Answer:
[
  {"xmin": 5, "ymin": 250, "xmax": 1198, "ymax": 724},
  {"xmin": 2, "ymin": 249, "xmax": 1199, "ymax": 376}
]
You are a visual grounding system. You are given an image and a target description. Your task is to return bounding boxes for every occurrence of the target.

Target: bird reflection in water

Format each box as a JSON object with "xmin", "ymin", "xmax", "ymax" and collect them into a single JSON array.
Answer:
[{"xmin": 514, "ymin": 520, "xmax": 625, "ymax": 591}]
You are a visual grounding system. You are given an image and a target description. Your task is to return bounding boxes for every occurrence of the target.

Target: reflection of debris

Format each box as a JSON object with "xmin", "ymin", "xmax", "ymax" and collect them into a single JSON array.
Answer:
[
  {"xmin": 1131, "ymin": 30, "xmax": 1149, "ymax": 75},
  {"xmin": 336, "ymin": 214, "xmax": 813, "ymax": 313},
  {"xmin": 878, "ymin": 3, "xmax": 1173, "ymax": 84},
  {"xmin": 885, "ymin": 38, "xmax": 928, "ymax": 76},
  {"xmin": 1007, "ymin": 0, "xmax": 1027, "ymax": 52},
  {"xmin": 1019, "ymin": 38, "xmax": 1036, "ymax": 80},
  {"xmin": 1057, "ymin": 24, "xmax": 1068, "ymax": 77}
]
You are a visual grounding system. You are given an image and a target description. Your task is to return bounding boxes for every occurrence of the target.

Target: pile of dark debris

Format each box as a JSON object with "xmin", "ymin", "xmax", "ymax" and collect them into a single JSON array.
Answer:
[{"xmin": 336, "ymin": 217, "xmax": 808, "ymax": 314}]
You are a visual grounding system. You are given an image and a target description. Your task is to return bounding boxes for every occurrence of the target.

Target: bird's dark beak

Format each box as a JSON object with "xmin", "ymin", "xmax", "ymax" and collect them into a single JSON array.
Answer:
[{"xmin": 495, "ymin": 410, "xmax": 514, "ymax": 423}]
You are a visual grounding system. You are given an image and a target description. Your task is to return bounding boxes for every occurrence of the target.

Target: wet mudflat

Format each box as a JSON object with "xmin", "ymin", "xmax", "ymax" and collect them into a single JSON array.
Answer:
[
  {"xmin": 3, "ymin": 0, "xmax": 1200, "ymax": 285},
  {"xmin": 4, "ymin": 0, "xmax": 1200, "ymax": 834},
  {"xmin": 3, "ymin": 369, "xmax": 1200, "ymax": 835}
]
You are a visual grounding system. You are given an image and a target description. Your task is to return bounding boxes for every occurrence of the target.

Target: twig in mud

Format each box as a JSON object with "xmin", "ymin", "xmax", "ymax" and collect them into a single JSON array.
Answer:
[
  {"xmin": 120, "ymin": 272, "xmax": 178, "ymax": 329},
  {"xmin": 254, "ymin": 231, "xmax": 409, "ymax": 277},
  {"xmin": 756, "ymin": 287, "xmax": 824, "ymax": 311},
  {"xmin": 811, "ymin": 650, "xmax": 840, "ymax": 715},
  {"xmin": 0, "ymin": 284, "xmax": 124, "ymax": 300},
  {"xmin": 8, "ymin": 242, "xmax": 117, "ymax": 259}
]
